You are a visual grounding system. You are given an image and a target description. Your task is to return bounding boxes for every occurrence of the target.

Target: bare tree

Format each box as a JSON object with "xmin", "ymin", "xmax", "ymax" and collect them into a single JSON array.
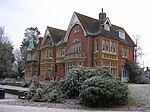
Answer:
[
  {"xmin": 0, "ymin": 26, "xmax": 10, "ymax": 44},
  {"xmin": 14, "ymin": 48, "xmax": 24, "ymax": 78},
  {"xmin": 133, "ymin": 34, "xmax": 143, "ymax": 64}
]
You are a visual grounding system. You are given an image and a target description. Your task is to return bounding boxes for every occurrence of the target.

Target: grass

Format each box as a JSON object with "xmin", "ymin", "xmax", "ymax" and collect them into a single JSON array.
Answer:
[{"xmin": 128, "ymin": 84, "xmax": 150, "ymax": 101}]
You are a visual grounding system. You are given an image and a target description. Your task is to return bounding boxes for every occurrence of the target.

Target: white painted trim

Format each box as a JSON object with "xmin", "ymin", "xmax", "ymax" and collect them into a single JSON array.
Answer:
[
  {"xmin": 64, "ymin": 12, "xmax": 87, "ymax": 43},
  {"xmin": 104, "ymin": 18, "xmax": 112, "ymax": 26}
]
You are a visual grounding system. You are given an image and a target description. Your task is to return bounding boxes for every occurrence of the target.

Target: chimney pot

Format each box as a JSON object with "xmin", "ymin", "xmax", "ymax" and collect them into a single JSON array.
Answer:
[{"xmin": 99, "ymin": 8, "xmax": 106, "ymax": 20}]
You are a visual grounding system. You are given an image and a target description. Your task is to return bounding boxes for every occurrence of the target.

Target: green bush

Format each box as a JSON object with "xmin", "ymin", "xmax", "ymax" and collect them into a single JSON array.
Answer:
[
  {"xmin": 125, "ymin": 60, "xmax": 150, "ymax": 84},
  {"xmin": 59, "ymin": 67, "xmax": 112, "ymax": 99},
  {"xmin": 26, "ymin": 83, "xmax": 37, "ymax": 100},
  {"xmin": 79, "ymin": 76, "xmax": 129, "ymax": 107},
  {"xmin": 26, "ymin": 67, "xmax": 129, "ymax": 108},
  {"xmin": 32, "ymin": 88, "xmax": 43, "ymax": 101},
  {"xmin": 41, "ymin": 80, "xmax": 60, "ymax": 102},
  {"xmin": 26, "ymin": 80, "xmax": 60, "ymax": 102}
]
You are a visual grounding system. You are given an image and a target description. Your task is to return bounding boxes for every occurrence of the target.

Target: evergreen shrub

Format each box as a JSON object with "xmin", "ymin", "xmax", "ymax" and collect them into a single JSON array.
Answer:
[
  {"xmin": 26, "ymin": 67, "xmax": 129, "ymax": 108},
  {"xmin": 59, "ymin": 67, "xmax": 112, "ymax": 99},
  {"xmin": 79, "ymin": 76, "xmax": 129, "ymax": 107}
]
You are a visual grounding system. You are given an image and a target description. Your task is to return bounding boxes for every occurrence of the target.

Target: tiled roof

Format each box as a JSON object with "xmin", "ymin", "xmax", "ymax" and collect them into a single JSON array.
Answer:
[
  {"xmin": 75, "ymin": 12, "xmax": 100, "ymax": 36},
  {"xmin": 47, "ymin": 26, "xmax": 66, "ymax": 45},
  {"xmin": 74, "ymin": 12, "xmax": 136, "ymax": 47}
]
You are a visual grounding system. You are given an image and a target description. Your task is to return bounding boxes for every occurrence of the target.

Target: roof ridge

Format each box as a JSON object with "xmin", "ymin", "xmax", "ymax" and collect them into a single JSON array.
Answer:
[
  {"xmin": 112, "ymin": 24, "xmax": 124, "ymax": 30},
  {"xmin": 47, "ymin": 26, "xmax": 66, "ymax": 32},
  {"xmin": 74, "ymin": 12, "xmax": 99, "ymax": 22}
]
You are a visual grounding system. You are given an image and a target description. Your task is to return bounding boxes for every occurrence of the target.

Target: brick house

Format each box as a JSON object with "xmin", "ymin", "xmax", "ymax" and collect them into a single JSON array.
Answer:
[{"xmin": 25, "ymin": 9, "xmax": 135, "ymax": 82}]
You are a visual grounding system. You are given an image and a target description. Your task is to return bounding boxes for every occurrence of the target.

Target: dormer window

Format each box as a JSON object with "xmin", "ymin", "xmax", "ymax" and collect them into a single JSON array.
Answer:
[
  {"xmin": 119, "ymin": 31, "xmax": 125, "ymax": 39},
  {"xmin": 104, "ymin": 24, "xmax": 110, "ymax": 31}
]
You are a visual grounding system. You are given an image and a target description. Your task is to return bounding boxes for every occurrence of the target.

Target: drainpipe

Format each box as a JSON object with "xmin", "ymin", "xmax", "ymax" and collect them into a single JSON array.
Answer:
[{"xmin": 92, "ymin": 37, "xmax": 94, "ymax": 67}]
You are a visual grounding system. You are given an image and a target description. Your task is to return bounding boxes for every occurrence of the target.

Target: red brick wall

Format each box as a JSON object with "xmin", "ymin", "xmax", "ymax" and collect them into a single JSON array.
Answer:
[
  {"xmin": 118, "ymin": 44, "xmax": 134, "ymax": 77},
  {"xmin": 66, "ymin": 24, "xmax": 85, "ymax": 52},
  {"xmin": 86, "ymin": 36, "xmax": 93, "ymax": 67},
  {"xmin": 66, "ymin": 24, "xmax": 93, "ymax": 67}
]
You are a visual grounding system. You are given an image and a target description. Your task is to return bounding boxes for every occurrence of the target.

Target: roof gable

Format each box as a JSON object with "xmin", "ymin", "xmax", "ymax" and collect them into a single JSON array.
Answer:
[
  {"xmin": 64, "ymin": 11, "xmax": 135, "ymax": 47},
  {"xmin": 42, "ymin": 26, "xmax": 66, "ymax": 46},
  {"xmin": 64, "ymin": 12, "xmax": 87, "ymax": 42},
  {"xmin": 41, "ymin": 27, "xmax": 52, "ymax": 46},
  {"xmin": 104, "ymin": 18, "xmax": 111, "ymax": 26},
  {"xmin": 75, "ymin": 12, "xmax": 101, "ymax": 36},
  {"xmin": 112, "ymin": 25, "xmax": 136, "ymax": 47}
]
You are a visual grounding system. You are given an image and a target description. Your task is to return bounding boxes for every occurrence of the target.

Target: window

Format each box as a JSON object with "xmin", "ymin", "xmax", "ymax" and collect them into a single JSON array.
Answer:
[
  {"xmin": 56, "ymin": 49, "xmax": 59, "ymax": 58},
  {"xmin": 66, "ymin": 62, "xmax": 76, "ymax": 73},
  {"xmin": 32, "ymin": 53, "xmax": 36, "ymax": 61},
  {"xmin": 103, "ymin": 61, "xmax": 118, "ymax": 76},
  {"xmin": 122, "ymin": 47, "xmax": 128, "ymax": 58},
  {"xmin": 104, "ymin": 24, "xmax": 110, "ymax": 31},
  {"xmin": 71, "ymin": 40, "xmax": 81, "ymax": 53},
  {"xmin": 110, "ymin": 62, "xmax": 117, "ymax": 77},
  {"xmin": 95, "ymin": 39, "xmax": 99, "ymax": 52},
  {"xmin": 78, "ymin": 42, "xmax": 81, "ymax": 53},
  {"xmin": 113, "ymin": 42, "xmax": 116, "ymax": 54},
  {"xmin": 106, "ymin": 40, "xmax": 109, "ymax": 52},
  {"xmin": 41, "ymin": 50, "xmax": 46, "ymax": 59},
  {"xmin": 27, "ymin": 54, "xmax": 31, "ymax": 61},
  {"xmin": 94, "ymin": 61, "xmax": 99, "ymax": 67},
  {"xmin": 110, "ymin": 41, "xmax": 113, "ymax": 53},
  {"xmin": 102, "ymin": 61, "xmax": 109, "ymax": 70},
  {"xmin": 74, "ymin": 25, "xmax": 80, "ymax": 33},
  {"xmin": 102, "ymin": 40, "xmax": 109, "ymax": 52},
  {"xmin": 119, "ymin": 31, "xmax": 125, "ymax": 39},
  {"xmin": 78, "ymin": 62, "xmax": 83, "ymax": 66},
  {"xmin": 61, "ymin": 48, "xmax": 65, "ymax": 56},
  {"xmin": 102, "ymin": 40, "xmax": 117, "ymax": 54},
  {"xmin": 102, "ymin": 40, "xmax": 106, "ymax": 51},
  {"xmin": 49, "ymin": 49, "xmax": 53, "ymax": 58}
]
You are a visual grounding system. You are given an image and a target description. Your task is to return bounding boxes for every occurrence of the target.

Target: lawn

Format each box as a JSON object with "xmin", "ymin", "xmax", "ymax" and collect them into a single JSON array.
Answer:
[{"xmin": 128, "ymin": 84, "xmax": 150, "ymax": 101}]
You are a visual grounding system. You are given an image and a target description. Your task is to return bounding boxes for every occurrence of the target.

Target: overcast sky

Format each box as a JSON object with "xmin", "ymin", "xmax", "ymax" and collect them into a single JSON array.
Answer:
[{"xmin": 0, "ymin": 0, "xmax": 150, "ymax": 67}]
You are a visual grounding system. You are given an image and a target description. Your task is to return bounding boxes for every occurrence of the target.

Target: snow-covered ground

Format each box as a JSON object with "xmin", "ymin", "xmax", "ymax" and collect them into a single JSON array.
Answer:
[
  {"xmin": 0, "ymin": 84, "xmax": 150, "ymax": 111},
  {"xmin": 5, "ymin": 93, "xmax": 18, "ymax": 99},
  {"xmin": 128, "ymin": 84, "xmax": 150, "ymax": 101}
]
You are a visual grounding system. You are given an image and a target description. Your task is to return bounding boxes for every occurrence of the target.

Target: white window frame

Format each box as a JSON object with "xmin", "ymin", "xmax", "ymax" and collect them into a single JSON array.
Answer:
[
  {"xmin": 61, "ymin": 48, "xmax": 65, "ymax": 57},
  {"xmin": 110, "ymin": 41, "xmax": 113, "ymax": 53},
  {"xmin": 106, "ymin": 40, "xmax": 109, "ymax": 52},
  {"xmin": 122, "ymin": 47, "xmax": 128, "ymax": 58},
  {"xmin": 102, "ymin": 40, "xmax": 106, "ymax": 52}
]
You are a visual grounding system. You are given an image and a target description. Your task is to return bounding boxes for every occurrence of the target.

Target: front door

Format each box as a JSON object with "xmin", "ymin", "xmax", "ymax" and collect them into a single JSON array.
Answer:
[{"xmin": 121, "ymin": 65, "xmax": 129, "ymax": 82}]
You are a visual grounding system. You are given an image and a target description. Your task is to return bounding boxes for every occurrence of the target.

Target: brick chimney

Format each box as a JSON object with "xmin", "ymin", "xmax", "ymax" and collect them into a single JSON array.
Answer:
[{"xmin": 99, "ymin": 8, "xmax": 106, "ymax": 20}]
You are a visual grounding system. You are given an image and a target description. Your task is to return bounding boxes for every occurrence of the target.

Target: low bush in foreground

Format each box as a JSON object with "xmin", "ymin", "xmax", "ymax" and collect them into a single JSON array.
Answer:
[
  {"xmin": 79, "ymin": 76, "xmax": 129, "ymax": 107},
  {"xmin": 26, "ymin": 80, "xmax": 60, "ymax": 102},
  {"xmin": 26, "ymin": 67, "xmax": 129, "ymax": 107},
  {"xmin": 59, "ymin": 67, "xmax": 112, "ymax": 99}
]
